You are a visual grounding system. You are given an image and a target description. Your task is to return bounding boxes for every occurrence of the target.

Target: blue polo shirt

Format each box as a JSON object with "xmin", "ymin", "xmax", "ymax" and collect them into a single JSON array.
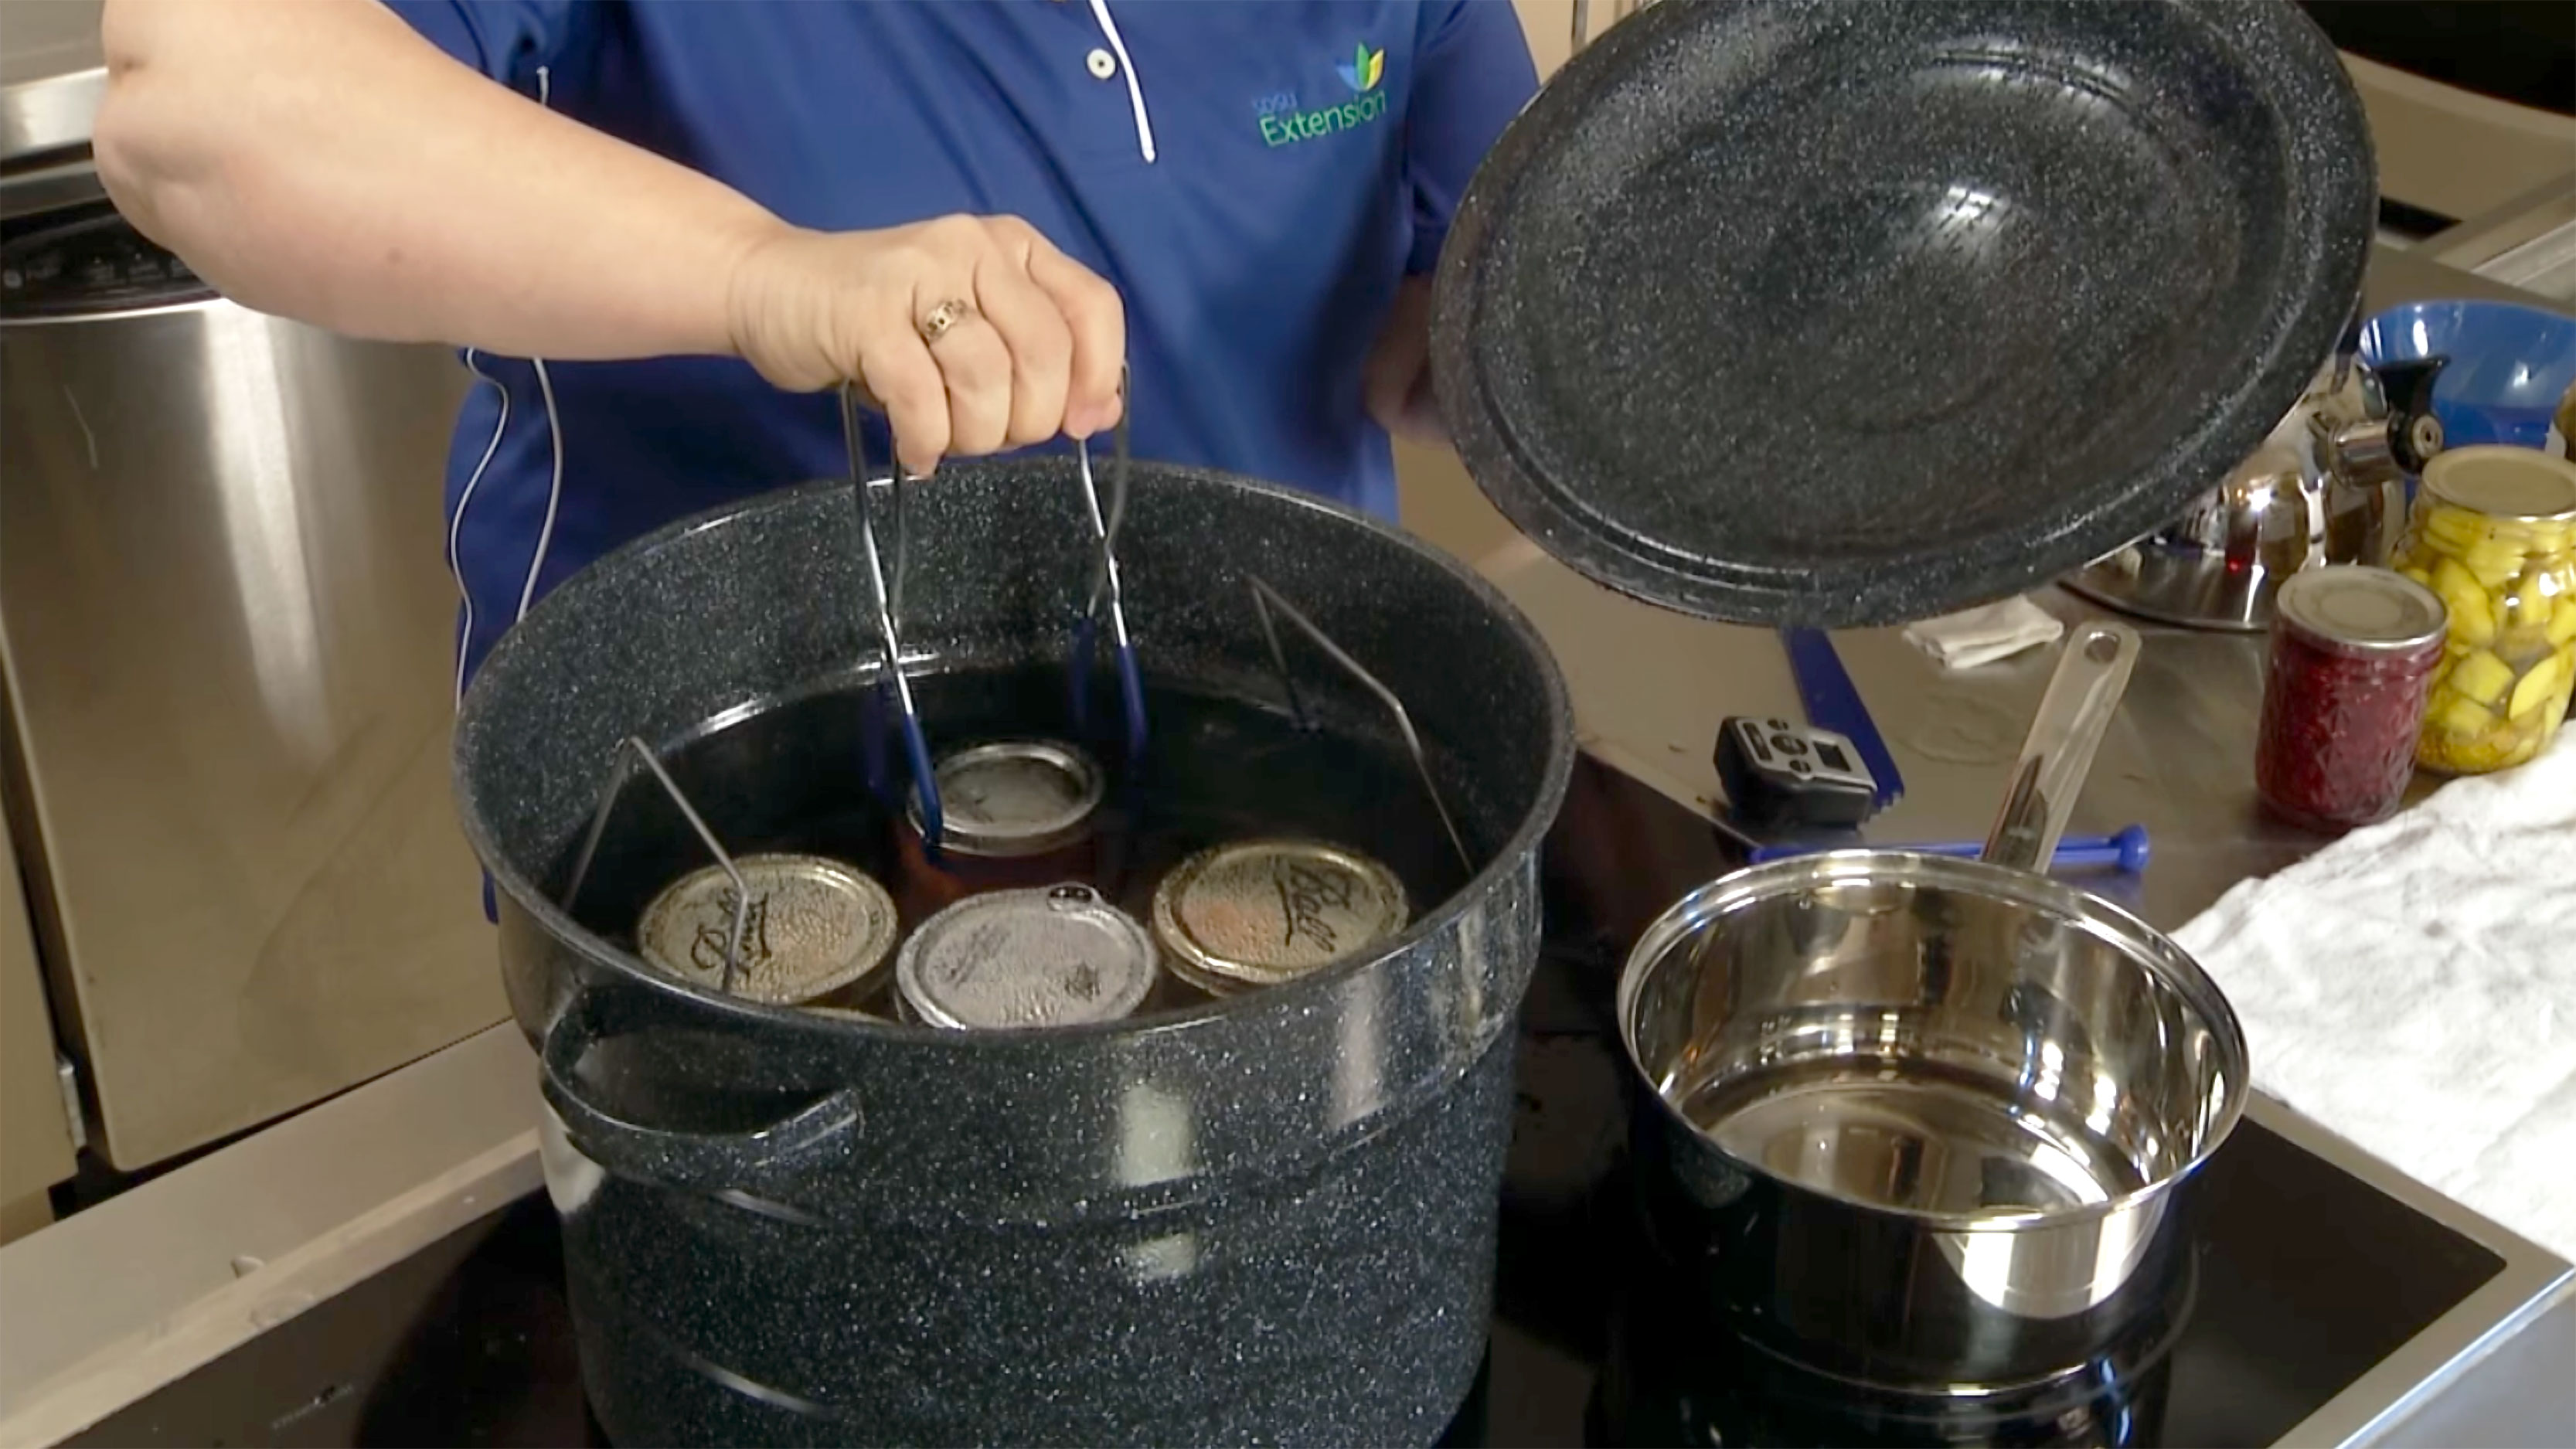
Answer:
[{"xmin": 386, "ymin": 0, "xmax": 1537, "ymax": 693}]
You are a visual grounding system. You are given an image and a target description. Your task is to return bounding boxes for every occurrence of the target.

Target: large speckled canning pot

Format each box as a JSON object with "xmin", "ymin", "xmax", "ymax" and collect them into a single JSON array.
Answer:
[{"xmin": 452, "ymin": 461, "xmax": 1574, "ymax": 1447}]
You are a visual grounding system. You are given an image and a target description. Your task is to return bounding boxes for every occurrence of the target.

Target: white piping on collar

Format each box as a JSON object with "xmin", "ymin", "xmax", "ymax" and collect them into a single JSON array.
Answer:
[{"xmin": 1086, "ymin": 0, "xmax": 1156, "ymax": 163}]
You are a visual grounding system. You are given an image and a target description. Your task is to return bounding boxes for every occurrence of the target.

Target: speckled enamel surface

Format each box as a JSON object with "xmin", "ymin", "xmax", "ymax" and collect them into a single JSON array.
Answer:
[
  {"xmin": 453, "ymin": 461, "xmax": 1575, "ymax": 1444},
  {"xmin": 1431, "ymin": 0, "xmax": 2377, "ymax": 628}
]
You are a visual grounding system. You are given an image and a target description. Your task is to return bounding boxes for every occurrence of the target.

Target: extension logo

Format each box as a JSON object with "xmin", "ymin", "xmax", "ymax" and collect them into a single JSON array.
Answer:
[
  {"xmin": 1335, "ymin": 43, "xmax": 1385, "ymax": 95},
  {"xmin": 1254, "ymin": 42, "xmax": 1390, "ymax": 148}
]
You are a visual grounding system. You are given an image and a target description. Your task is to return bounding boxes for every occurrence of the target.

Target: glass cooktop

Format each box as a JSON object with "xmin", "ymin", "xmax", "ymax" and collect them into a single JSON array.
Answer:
[{"xmin": 64, "ymin": 759, "xmax": 2569, "ymax": 1448}]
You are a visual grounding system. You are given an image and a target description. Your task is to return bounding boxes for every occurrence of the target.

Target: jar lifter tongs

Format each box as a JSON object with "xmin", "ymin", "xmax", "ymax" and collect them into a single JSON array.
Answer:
[{"xmin": 839, "ymin": 376, "xmax": 1152, "ymax": 852}]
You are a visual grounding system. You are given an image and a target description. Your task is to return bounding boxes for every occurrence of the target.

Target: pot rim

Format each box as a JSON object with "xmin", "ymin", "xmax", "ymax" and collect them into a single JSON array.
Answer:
[
  {"xmin": 454, "ymin": 464, "xmax": 1577, "ymax": 1050},
  {"xmin": 1614, "ymin": 849, "xmax": 2251, "ymax": 1230}
]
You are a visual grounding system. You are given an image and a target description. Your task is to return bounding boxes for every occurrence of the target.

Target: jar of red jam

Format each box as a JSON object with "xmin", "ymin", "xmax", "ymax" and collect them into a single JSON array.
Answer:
[
  {"xmin": 2256, "ymin": 566, "xmax": 2448, "ymax": 832},
  {"xmin": 891, "ymin": 739, "xmax": 1104, "ymax": 925}
]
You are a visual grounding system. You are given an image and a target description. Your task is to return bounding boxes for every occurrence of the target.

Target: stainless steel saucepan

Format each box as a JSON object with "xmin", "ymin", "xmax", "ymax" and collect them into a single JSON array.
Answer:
[{"xmin": 1617, "ymin": 621, "xmax": 2248, "ymax": 1389}]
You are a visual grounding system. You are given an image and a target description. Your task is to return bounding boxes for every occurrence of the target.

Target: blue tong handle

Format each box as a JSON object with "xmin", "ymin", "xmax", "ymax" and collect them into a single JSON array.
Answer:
[
  {"xmin": 860, "ymin": 681, "xmax": 890, "ymax": 798},
  {"xmin": 1750, "ymin": 825, "xmax": 2152, "ymax": 874},
  {"xmin": 1111, "ymin": 635, "xmax": 1147, "ymax": 764},
  {"xmin": 1070, "ymin": 601, "xmax": 1151, "ymax": 766},
  {"xmin": 1780, "ymin": 627, "xmax": 1904, "ymax": 809},
  {"xmin": 897, "ymin": 702, "xmax": 941, "ymax": 852},
  {"xmin": 1070, "ymin": 613, "xmax": 1097, "ymax": 736},
  {"xmin": 1112, "ymin": 643, "xmax": 1143, "ymax": 761}
]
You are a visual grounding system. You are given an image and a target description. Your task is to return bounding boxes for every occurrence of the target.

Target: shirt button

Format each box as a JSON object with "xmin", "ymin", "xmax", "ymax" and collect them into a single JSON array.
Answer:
[{"xmin": 1086, "ymin": 48, "xmax": 1117, "ymax": 80}]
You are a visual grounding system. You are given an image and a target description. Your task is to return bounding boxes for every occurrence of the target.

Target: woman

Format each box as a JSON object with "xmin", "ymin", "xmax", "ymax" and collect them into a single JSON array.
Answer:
[{"xmin": 95, "ymin": 0, "xmax": 1539, "ymax": 689}]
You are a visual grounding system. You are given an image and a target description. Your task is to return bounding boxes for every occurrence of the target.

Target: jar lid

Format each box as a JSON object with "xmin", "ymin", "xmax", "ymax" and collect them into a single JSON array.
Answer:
[
  {"xmin": 2421, "ymin": 446, "xmax": 2576, "ymax": 523},
  {"xmin": 1151, "ymin": 839, "xmax": 1411, "ymax": 995},
  {"xmin": 637, "ymin": 854, "xmax": 900, "ymax": 1005},
  {"xmin": 907, "ymin": 739, "xmax": 1104, "ymax": 858},
  {"xmin": 893, "ymin": 883, "xmax": 1156, "ymax": 1029},
  {"xmin": 2275, "ymin": 566, "xmax": 2448, "ymax": 655}
]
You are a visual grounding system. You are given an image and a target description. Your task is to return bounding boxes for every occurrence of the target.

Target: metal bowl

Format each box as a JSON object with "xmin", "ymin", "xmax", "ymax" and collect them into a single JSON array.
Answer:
[{"xmin": 1617, "ymin": 850, "xmax": 2248, "ymax": 1386}]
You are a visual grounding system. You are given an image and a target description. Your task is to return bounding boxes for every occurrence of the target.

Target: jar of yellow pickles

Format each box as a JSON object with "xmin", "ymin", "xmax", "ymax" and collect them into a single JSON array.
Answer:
[{"xmin": 2394, "ymin": 447, "xmax": 2576, "ymax": 774}]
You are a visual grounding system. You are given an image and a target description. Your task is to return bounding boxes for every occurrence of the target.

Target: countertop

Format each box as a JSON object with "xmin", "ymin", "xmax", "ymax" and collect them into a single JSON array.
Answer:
[{"xmin": 1468, "ymin": 550, "xmax": 2329, "ymax": 934}]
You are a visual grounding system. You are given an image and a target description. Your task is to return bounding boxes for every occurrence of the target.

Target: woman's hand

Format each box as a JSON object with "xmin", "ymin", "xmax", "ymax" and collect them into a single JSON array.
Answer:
[{"xmin": 726, "ymin": 216, "xmax": 1126, "ymax": 474}]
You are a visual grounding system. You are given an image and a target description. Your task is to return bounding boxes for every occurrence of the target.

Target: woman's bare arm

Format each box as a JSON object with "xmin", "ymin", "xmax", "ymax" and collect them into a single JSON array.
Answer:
[{"xmin": 94, "ymin": 0, "xmax": 1123, "ymax": 468}]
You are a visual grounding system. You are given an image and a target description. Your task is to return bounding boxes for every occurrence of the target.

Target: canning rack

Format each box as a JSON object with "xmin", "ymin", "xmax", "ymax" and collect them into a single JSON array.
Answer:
[
  {"xmin": 1246, "ymin": 576, "xmax": 1476, "ymax": 876},
  {"xmin": 552, "ymin": 399, "xmax": 1474, "ymax": 995},
  {"xmin": 548, "ymin": 383, "xmax": 1154, "ymax": 988}
]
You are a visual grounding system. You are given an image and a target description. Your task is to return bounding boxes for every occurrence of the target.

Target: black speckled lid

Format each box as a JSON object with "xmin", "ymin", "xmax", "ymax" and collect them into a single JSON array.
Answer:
[{"xmin": 1431, "ymin": 0, "xmax": 2376, "ymax": 628}]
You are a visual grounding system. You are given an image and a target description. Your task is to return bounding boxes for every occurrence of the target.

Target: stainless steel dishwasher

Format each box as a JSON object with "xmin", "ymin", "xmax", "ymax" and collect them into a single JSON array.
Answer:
[{"xmin": 1, "ymin": 95, "xmax": 504, "ymax": 1172}]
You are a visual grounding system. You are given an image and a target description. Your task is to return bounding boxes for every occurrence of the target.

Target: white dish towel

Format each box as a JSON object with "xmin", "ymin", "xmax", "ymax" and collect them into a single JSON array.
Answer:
[
  {"xmin": 1901, "ymin": 597, "xmax": 2065, "ymax": 669},
  {"xmin": 2173, "ymin": 740, "xmax": 2576, "ymax": 1264}
]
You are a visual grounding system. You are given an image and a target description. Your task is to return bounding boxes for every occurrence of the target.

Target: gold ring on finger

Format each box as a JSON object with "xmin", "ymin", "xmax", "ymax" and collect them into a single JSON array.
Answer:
[{"xmin": 918, "ymin": 298, "xmax": 977, "ymax": 343}]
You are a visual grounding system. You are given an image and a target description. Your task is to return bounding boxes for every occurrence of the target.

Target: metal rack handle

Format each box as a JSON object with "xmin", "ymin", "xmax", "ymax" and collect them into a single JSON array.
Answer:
[
  {"xmin": 1247, "ymin": 576, "xmax": 1475, "ymax": 876},
  {"xmin": 559, "ymin": 735, "xmax": 752, "ymax": 992},
  {"xmin": 1072, "ymin": 366, "xmax": 1148, "ymax": 763},
  {"xmin": 840, "ymin": 383, "xmax": 944, "ymax": 852}
]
